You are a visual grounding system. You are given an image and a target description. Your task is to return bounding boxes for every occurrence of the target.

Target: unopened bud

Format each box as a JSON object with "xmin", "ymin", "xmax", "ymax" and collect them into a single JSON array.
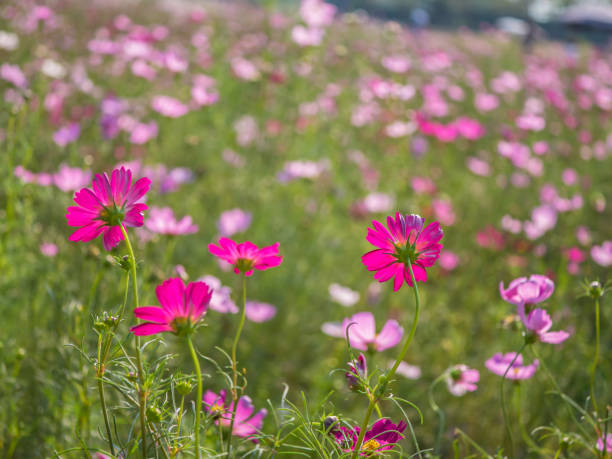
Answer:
[
  {"xmin": 323, "ymin": 416, "xmax": 339, "ymax": 433},
  {"xmin": 146, "ymin": 405, "xmax": 163, "ymax": 423}
]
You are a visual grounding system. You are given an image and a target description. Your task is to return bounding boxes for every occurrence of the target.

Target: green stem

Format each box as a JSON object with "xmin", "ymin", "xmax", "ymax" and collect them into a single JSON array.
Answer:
[
  {"xmin": 119, "ymin": 223, "xmax": 147, "ymax": 459},
  {"xmin": 174, "ymin": 394, "xmax": 185, "ymax": 456},
  {"xmin": 227, "ymin": 275, "xmax": 248, "ymax": 454},
  {"xmin": 96, "ymin": 334, "xmax": 114, "ymax": 455},
  {"xmin": 428, "ymin": 374, "xmax": 447, "ymax": 455},
  {"xmin": 187, "ymin": 335, "xmax": 202, "ymax": 459},
  {"xmin": 501, "ymin": 343, "xmax": 526, "ymax": 459},
  {"xmin": 351, "ymin": 259, "xmax": 421, "ymax": 459},
  {"xmin": 454, "ymin": 428, "xmax": 492, "ymax": 458},
  {"xmin": 516, "ymin": 381, "xmax": 545, "ymax": 455},
  {"xmin": 590, "ymin": 298, "xmax": 600, "ymax": 418}
]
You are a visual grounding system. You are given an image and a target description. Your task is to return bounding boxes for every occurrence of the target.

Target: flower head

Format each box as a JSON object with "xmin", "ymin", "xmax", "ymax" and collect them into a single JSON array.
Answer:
[
  {"xmin": 346, "ymin": 353, "xmax": 368, "ymax": 391},
  {"xmin": 333, "ymin": 419, "xmax": 406, "ymax": 455},
  {"xmin": 485, "ymin": 352, "xmax": 539, "ymax": 380},
  {"xmin": 499, "ymin": 275, "xmax": 554, "ymax": 305},
  {"xmin": 362, "ymin": 213, "xmax": 443, "ymax": 291},
  {"xmin": 596, "ymin": 433, "xmax": 612, "ymax": 454},
  {"xmin": 322, "ymin": 312, "xmax": 403, "ymax": 352},
  {"xmin": 202, "ymin": 390, "xmax": 266, "ymax": 442},
  {"xmin": 446, "ymin": 364, "xmax": 480, "ymax": 396},
  {"xmin": 208, "ymin": 237, "xmax": 282, "ymax": 276},
  {"xmin": 130, "ymin": 278, "xmax": 212, "ymax": 336},
  {"xmin": 66, "ymin": 167, "xmax": 151, "ymax": 250},
  {"xmin": 245, "ymin": 301, "xmax": 277, "ymax": 322},
  {"xmin": 145, "ymin": 206, "xmax": 198, "ymax": 236},
  {"xmin": 518, "ymin": 306, "xmax": 570, "ymax": 344}
]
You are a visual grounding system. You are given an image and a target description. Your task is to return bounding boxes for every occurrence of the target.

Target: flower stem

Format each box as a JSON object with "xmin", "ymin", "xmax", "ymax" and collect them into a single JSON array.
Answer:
[
  {"xmin": 119, "ymin": 223, "xmax": 147, "ymax": 458},
  {"xmin": 172, "ymin": 394, "xmax": 185, "ymax": 458},
  {"xmin": 428, "ymin": 373, "xmax": 447, "ymax": 455},
  {"xmin": 227, "ymin": 275, "xmax": 247, "ymax": 454},
  {"xmin": 187, "ymin": 335, "xmax": 202, "ymax": 459},
  {"xmin": 590, "ymin": 298, "xmax": 601, "ymax": 418},
  {"xmin": 96, "ymin": 333, "xmax": 114, "ymax": 455},
  {"xmin": 501, "ymin": 343, "xmax": 525, "ymax": 458},
  {"xmin": 351, "ymin": 259, "xmax": 421, "ymax": 459}
]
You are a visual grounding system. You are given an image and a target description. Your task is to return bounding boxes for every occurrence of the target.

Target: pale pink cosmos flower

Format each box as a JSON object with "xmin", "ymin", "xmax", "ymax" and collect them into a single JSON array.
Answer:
[
  {"xmin": 591, "ymin": 241, "xmax": 612, "ymax": 267},
  {"xmin": 562, "ymin": 168, "xmax": 578, "ymax": 186},
  {"xmin": 576, "ymin": 226, "xmax": 591, "ymax": 246},
  {"xmin": 277, "ymin": 160, "xmax": 328, "ymax": 182},
  {"xmin": 66, "ymin": 167, "xmax": 151, "ymax": 251},
  {"xmin": 0, "ymin": 64, "xmax": 27, "ymax": 89},
  {"xmin": 299, "ymin": 0, "xmax": 336, "ymax": 28},
  {"xmin": 501, "ymin": 215, "xmax": 522, "ymax": 234},
  {"xmin": 217, "ymin": 209, "xmax": 252, "ymax": 237},
  {"xmin": 129, "ymin": 121, "xmax": 158, "ymax": 144},
  {"xmin": 360, "ymin": 192, "xmax": 394, "ymax": 213},
  {"xmin": 53, "ymin": 123, "xmax": 81, "ymax": 147},
  {"xmin": 323, "ymin": 311, "xmax": 403, "ymax": 352},
  {"xmin": 203, "ymin": 390, "xmax": 266, "ymax": 442},
  {"xmin": 466, "ymin": 157, "xmax": 491, "ymax": 176},
  {"xmin": 131, "ymin": 277, "xmax": 212, "ymax": 336},
  {"xmin": 234, "ymin": 115, "xmax": 259, "ymax": 146},
  {"xmin": 438, "ymin": 251, "xmax": 459, "ymax": 271},
  {"xmin": 381, "ymin": 55, "xmax": 411, "ymax": 73},
  {"xmin": 40, "ymin": 243, "xmax": 58, "ymax": 257},
  {"xmin": 245, "ymin": 301, "xmax": 276, "ymax": 322},
  {"xmin": 208, "ymin": 238, "xmax": 282, "ymax": 276},
  {"xmin": 411, "ymin": 177, "xmax": 436, "ymax": 194},
  {"xmin": 518, "ymin": 306, "xmax": 570, "ymax": 344},
  {"xmin": 485, "ymin": 353, "xmax": 539, "ymax": 380},
  {"xmin": 329, "ymin": 283, "xmax": 360, "ymax": 307},
  {"xmin": 390, "ymin": 361, "xmax": 421, "ymax": 380},
  {"xmin": 291, "ymin": 25, "xmax": 324, "ymax": 46},
  {"xmin": 596, "ymin": 433, "xmax": 612, "ymax": 455},
  {"xmin": 446, "ymin": 364, "xmax": 480, "ymax": 396},
  {"xmin": 231, "ymin": 57, "xmax": 260, "ymax": 81},
  {"xmin": 145, "ymin": 207, "xmax": 198, "ymax": 235},
  {"xmin": 432, "ymin": 199, "xmax": 456, "ymax": 226},
  {"xmin": 151, "ymin": 96, "xmax": 189, "ymax": 118},
  {"xmin": 499, "ymin": 275, "xmax": 554, "ymax": 306},
  {"xmin": 362, "ymin": 213, "xmax": 443, "ymax": 291},
  {"xmin": 475, "ymin": 92, "xmax": 499, "ymax": 112},
  {"xmin": 197, "ymin": 275, "xmax": 238, "ymax": 314},
  {"xmin": 53, "ymin": 164, "xmax": 92, "ymax": 192}
]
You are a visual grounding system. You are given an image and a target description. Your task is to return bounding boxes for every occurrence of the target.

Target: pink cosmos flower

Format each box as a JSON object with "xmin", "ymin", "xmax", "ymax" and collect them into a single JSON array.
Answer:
[
  {"xmin": 145, "ymin": 207, "xmax": 198, "ymax": 235},
  {"xmin": 300, "ymin": 0, "xmax": 336, "ymax": 28},
  {"xmin": 329, "ymin": 283, "xmax": 360, "ymax": 307},
  {"xmin": 53, "ymin": 164, "xmax": 92, "ymax": 192},
  {"xmin": 362, "ymin": 213, "xmax": 443, "ymax": 291},
  {"xmin": 151, "ymin": 96, "xmax": 189, "ymax": 118},
  {"xmin": 485, "ymin": 352, "xmax": 539, "ymax": 380},
  {"xmin": 208, "ymin": 238, "xmax": 282, "ymax": 276},
  {"xmin": 518, "ymin": 306, "xmax": 570, "ymax": 344},
  {"xmin": 129, "ymin": 121, "xmax": 158, "ymax": 144},
  {"xmin": 217, "ymin": 209, "xmax": 252, "ymax": 237},
  {"xmin": 130, "ymin": 278, "xmax": 212, "ymax": 336},
  {"xmin": 40, "ymin": 243, "xmax": 58, "ymax": 257},
  {"xmin": 591, "ymin": 241, "xmax": 612, "ymax": 267},
  {"xmin": 66, "ymin": 167, "xmax": 151, "ymax": 251},
  {"xmin": 202, "ymin": 390, "xmax": 266, "ymax": 442},
  {"xmin": 392, "ymin": 361, "xmax": 421, "ymax": 379},
  {"xmin": 245, "ymin": 301, "xmax": 276, "ymax": 322},
  {"xmin": 346, "ymin": 353, "xmax": 367, "ymax": 391},
  {"xmin": 596, "ymin": 433, "xmax": 612, "ymax": 454},
  {"xmin": 438, "ymin": 251, "xmax": 459, "ymax": 271},
  {"xmin": 499, "ymin": 275, "xmax": 554, "ymax": 305},
  {"xmin": 333, "ymin": 419, "xmax": 406, "ymax": 455},
  {"xmin": 0, "ymin": 64, "xmax": 27, "ymax": 89},
  {"xmin": 53, "ymin": 123, "xmax": 81, "ymax": 147},
  {"xmin": 322, "ymin": 312, "xmax": 403, "ymax": 352},
  {"xmin": 446, "ymin": 364, "xmax": 480, "ymax": 396},
  {"xmin": 197, "ymin": 275, "xmax": 238, "ymax": 314},
  {"xmin": 291, "ymin": 25, "xmax": 324, "ymax": 47}
]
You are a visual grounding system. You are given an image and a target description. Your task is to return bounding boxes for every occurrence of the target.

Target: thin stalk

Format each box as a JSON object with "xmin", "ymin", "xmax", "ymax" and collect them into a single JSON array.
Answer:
[
  {"xmin": 454, "ymin": 428, "xmax": 492, "ymax": 458},
  {"xmin": 590, "ymin": 298, "xmax": 600, "ymax": 417},
  {"xmin": 96, "ymin": 333, "xmax": 114, "ymax": 455},
  {"xmin": 119, "ymin": 223, "xmax": 147, "ymax": 459},
  {"xmin": 428, "ymin": 373, "xmax": 447, "ymax": 455},
  {"xmin": 173, "ymin": 394, "xmax": 185, "ymax": 456},
  {"xmin": 501, "ymin": 343, "xmax": 526, "ymax": 459},
  {"xmin": 351, "ymin": 259, "xmax": 421, "ymax": 459},
  {"xmin": 515, "ymin": 381, "xmax": 546, "ymax": 455},
  {"xmin": 227, "ymin": 275, "xmax": 248, "ymax": 454},
  {"xmin": 187, "ymin": 335, "xmax": 203, "ymax": 459}
]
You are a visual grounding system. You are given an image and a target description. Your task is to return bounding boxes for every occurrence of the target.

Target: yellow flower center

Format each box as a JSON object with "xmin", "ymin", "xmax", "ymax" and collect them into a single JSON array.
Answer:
[{"xmin": 362, "ymin": 439, "xmax": 381, "ymax": 452}]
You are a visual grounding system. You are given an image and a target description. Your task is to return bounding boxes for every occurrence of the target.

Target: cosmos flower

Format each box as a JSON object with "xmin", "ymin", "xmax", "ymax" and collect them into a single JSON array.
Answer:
[
  {"xmin": 345, "ymin": 353, "xmax": 367, "ymax": 391},
  {"xmin": 445, "ymin": 364, "xmax": 480, "ymax": 396},
  {"xmin": 591, "ymin": 241, "xmax": 612, "ymax": 267},
  {"xmin": 197, "ymin": 275, "xmax": 238, "ymax": 314},
  {"xmin": 145, "ymin": 207, "xmax": 198, "ymax": 235},
  {"xmin": 130, "ymin": 278, "xmax": 212, "ymax": 336},
  {"xmin": 499, "ymin": 275, "xmax": 554, "ymax": 305},
  {"xmin": 40, "ymin": 243, "xmax": 58, "ymax": 257},
  {"xmin": 245, "ymin": 301, "xmax": 277, "ymax": 322},
  {"xmin": 485, "ymin": 353, "xmax": 539, "ymax": 380},
  {"xmin": 322, "ymin": 312, "xmax": 403, "ymax": 352},
  {"xmin": 329, "ymin": 283, "xmax": 360, "ymax": 307},
  {"xmin": 202, "ymin": 390, "xmax": 266, "ymax": 442},
  {"xmin": 53, "ymin": 164, "xmax": 92, "ymax": 193},
  {"xmin": 362, "ymin": 213, "xmax": 443, "ymax": 291},
  {"xmin": 208, "ymin": 238, "xmax": 282, "ymax": 276},
  {"xmin": 332, "ymin": 419, "xmax": 406, "ymax": 455},
  {"xmin": 65, "ymin": 167, "xmax": 151, "ymax": 250},
  {"xmin": 518, "ymin": 306, "xmax": 570, "ymax": 344},
  {"xmin": 217, "ymin": 209, "xmax": 252, "ymax": 237},
  {"xmin": 596, "ymin": 433, "xmax": 612, "ymax": 454}
]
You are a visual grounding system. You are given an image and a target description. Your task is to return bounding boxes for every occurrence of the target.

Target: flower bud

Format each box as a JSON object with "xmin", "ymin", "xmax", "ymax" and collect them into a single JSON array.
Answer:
[
  {"xmin": 588, "ymin": 281, "xmax": 604, "ymax": 299},
  {"xmin": 176, "ymin": 379, "xmax": 193, "ymax": 396},
  {"xmin": 146, "ymin": 405, "xmax": 163, "ymax": 423},
  {"xmin": 323, "ymin": 416, "xmax": 339, "ymax": 433}
]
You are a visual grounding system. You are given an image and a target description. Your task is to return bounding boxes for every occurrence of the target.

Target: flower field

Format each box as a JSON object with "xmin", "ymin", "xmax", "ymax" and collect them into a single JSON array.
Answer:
[{"xmin": 1, "ymin": 0, "xmax": 611, "ymax": 457}]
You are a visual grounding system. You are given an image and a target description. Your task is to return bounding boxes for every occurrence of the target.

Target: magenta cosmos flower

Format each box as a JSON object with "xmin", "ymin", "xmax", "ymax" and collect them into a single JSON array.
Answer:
[
  {"xmin": 499, "ymin": 275, "xmax": 554, "ymax": 305},
  {"xmin": 518, "ymin": 306, "xmax": 570, "ymax": 344},
  {"xmin": 322, "ymin": 312, "xmax": 403, "ymax": 352},
  {"xmin": 333, "ymin": 419, "xmax": 406, "ymax": 455},
  {"xmin": 202, "ymin": 390, "xmax": 266, "ymax": 442},
  {"xmin": 446, "ymin": 364, "xmax": 480, "ymax": 396},
  {"xmin": 208, "ymin": 238, "xmax": 282, "ymax": 276},
  {"xmin": 485, "ymin": 352, "xmax": 539, "ymax": 380},
  {"xmin": 66, "ymin": 167, "xmax": 151, "ymax": 250},
  {"xmin": 346, "ymin": 353, "xmax": 367, "ymax": 391},
  {"xmin": 130, "ymin": 278, "xmax": 212, "ymax": 336},
  {"xmin": 362, "ymin": 213, "xmax": 443, "ymax": 291}
]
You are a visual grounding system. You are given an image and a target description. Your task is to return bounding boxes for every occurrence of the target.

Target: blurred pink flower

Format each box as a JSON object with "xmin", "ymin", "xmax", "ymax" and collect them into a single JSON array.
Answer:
[
  {"xmin": 446, "ymin": 364, "xmax": 480, "ymax": 396},
  {"xmin": 66, "ymin": 167, "xmax": 151, "ymax": 250},
  {"xmin": 197, "ymin": 275, "xmax": 238, "ymax": 314},
  {"xmin": 151, "ymin": 96, "xmax": 189, "ymax": 118},
  {"xmin": 438, "ymin": 251, "xmax": 459, "ymax": 271},
  {"xmin": 53, "ymin": 164, "xmax": 92, "ymax": 192},
  {"xmin": 0, "ymin": 63, "xmax": 27, "ymax": 88},
  {"xmin": 466, "ymin": 157, "xmax": 491, "ymax": 176},
  {"xmin": 234, "ymin": 115, "xmax": 259, "ymax": 146},
  {"xmin": 323, "ymin": 311, "xmax": 403, "ymax": 352},
  {"xmin": 277, "ymin": 160, "xmax": 328, "ymax": 182},
  {"xmin": 518, "ymin": 306, "xmax": 569, "ymax": 344},
  {"xmin": 381, "ymin": 55, "xmax": 411, "ymax": 73},
  {"xmin": 475, "ymin": 92, "xmax": 499, "ymax": 112},
  {"xmin": 499, "ymin": 275, "xmax": 554, "ymax": 306},
  {"xmin": 362, "ymin": 213, "xmax": 443, "ymax": 291},
  {"xmin": 501, "ymin": 215, "xmax": 522, "ymax": 234},
  {"xmin": 231, "ymin": 57, "xmax": 260, "ymax": 81},
  {"xmin": 40, "ymin": 243, "xmax": 58, "ymax": 257},
  {"xmin": 129, "ymin": 121, "xmax": 158, "ymax": 144},
  {"xmin": 411, "ymin": 177, "xmax": 436, "ymax": 195},
  {"xmin": 291, "ymin": 25, "xmax": 324, "ymax": 46},
  {"xmin": 131, "ymin": 278, "xmax": 212, "ymax": 336},
  {"xmin": 145, "ymin": 207, "xmax": 198, "ymax": 235},
  {"xmin": 591, "ymin": 241, "xmax": 612, "ymax": 267},
  {"xmin": 329, "ymin": 283, "xmax": 359, "ymax": 307},
  {"xmin": 359, "ymin": 192, "xmax": 394, "ymax": 214},
  {"xmin": 209, "ymin": 238, "xmax": 282, "ymax": 276},
  {"xmin": 245, "ymin": 301, "xmax": 276, "ymax": 322},
  {"xmin": 432, "ymin": 199, "xmax": 456, "ymax": 226},
  {"xmin": 203, "ymin": 390, "xmax": 266, "ymax": 442},
  {"xmin": 561, "ymin": 168, "xmax": 578, "ymax": 186},
  {"xmin": 217, "ymin": 209, "xmax": 252, "ymax": 237},
  {"xmin": 485, "ymin": 353, "xmax": 538, "ymax": 380},
  {"xmin": 596, "ymin": 433, "xmax": 612, "ymax": 455},
  {"xmin": 392, "ymin": 361, "xmax": 421, "ymax": 379},
  {"xmin": 53, "ymin": 123, "xmax": 81, "ymax": 147},
  {"xmin": 300, "ymin": 0, "xmax": 336, "ymax": 27}
]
